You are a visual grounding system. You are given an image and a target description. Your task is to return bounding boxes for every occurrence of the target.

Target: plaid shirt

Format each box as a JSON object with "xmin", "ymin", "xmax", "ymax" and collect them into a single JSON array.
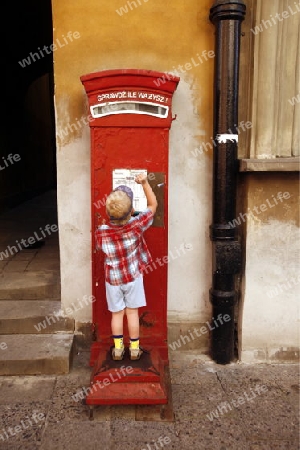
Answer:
[{"xmin": 95, "ymin": 209, "xmax": 153, "ymax": 286}]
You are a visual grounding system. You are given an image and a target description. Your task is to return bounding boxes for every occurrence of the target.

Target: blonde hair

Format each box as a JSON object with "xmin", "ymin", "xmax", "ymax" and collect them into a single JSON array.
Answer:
[{"xmin": 106, "ymin": 190, "xmax": 132, "ymax": 225}]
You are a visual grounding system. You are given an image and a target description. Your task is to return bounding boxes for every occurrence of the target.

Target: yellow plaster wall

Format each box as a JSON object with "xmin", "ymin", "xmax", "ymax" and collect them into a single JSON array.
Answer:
[
  {"xmin": 243, "ymin": 174, "xmax": 299, "ymax": 226},
  {"xmin": 52, "ymin": 0, "xmax": 216, "ymax": 326},
  {"xmin": 52, "ymin": 0, "xmax": 215, "ymax": 147},
  {"xmin": 51, "ymin": 1, "xmax": 300, "ymax": 358},
  {"xmin": 240, "ymin": 173, "xmax": 300, "ymax": 362}
]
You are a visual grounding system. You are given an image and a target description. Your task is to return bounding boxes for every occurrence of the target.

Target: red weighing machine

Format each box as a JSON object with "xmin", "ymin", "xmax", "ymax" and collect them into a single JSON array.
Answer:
[{"xmin": 80, "ymin": 69, "xmax": 180, "ymax": 419}]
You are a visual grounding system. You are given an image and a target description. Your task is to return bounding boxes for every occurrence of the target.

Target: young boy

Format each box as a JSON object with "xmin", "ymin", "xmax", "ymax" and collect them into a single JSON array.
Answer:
[{"xmin": 95, "ymin": 173, "xmax": 157, "ymax": 361}]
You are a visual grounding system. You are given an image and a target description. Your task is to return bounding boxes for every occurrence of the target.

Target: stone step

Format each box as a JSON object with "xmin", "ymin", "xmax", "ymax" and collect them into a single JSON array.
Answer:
[
  {"xmin": 0, "ymin": 271, "xmax": 60, "ymax": 300},
  {"xmin": 0, "ymin": 334, "xmax": 74, "ymax": 375},
  {"xmin": 0, "ymin": 300, "xmax": 74, "ymax": 334}
]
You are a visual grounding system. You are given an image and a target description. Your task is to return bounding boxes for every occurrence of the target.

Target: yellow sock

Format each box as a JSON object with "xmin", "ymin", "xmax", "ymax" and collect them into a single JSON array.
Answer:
[
  {"xmin": 113, "ymin": 336, "xmax": 124, "ymax": 349},
  {"xmin": 130, "ymin": 338, "xmax": 139, "ymax": 350}
]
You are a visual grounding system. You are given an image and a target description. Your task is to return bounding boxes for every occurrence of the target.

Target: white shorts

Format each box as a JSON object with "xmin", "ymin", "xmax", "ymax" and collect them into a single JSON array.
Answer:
[{"xmin": 105, "ymin": 275, "xmax": 146, "ymax": 312}]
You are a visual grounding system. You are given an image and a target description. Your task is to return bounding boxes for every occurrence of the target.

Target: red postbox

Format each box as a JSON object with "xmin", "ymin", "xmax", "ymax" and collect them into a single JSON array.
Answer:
[{"xmin": 80, "ymin": 69, "xmax": 180, "ymax": 418}]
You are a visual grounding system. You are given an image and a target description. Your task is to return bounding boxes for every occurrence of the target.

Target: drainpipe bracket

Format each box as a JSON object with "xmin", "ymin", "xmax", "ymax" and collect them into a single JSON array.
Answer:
[
  {"xmin": 210, "ymin": 0, "xmax": 246, "ymax": 23},
  {"xmin": 212, "ymin": 241, "xmax": 242, "ymax": 274},
  {"xmin": 210, "ymin": 224, "xmax": 236, "ymax": 241},
  {"xmin": 209, "ymin": 288, "xmax": 236, "ymax": 308}
]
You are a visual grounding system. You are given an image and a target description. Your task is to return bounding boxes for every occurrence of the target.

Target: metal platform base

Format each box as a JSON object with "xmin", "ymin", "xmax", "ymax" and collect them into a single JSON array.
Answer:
[{"xmin": 83, "ymin": 346, "xmax": 169, "ymax": 418}]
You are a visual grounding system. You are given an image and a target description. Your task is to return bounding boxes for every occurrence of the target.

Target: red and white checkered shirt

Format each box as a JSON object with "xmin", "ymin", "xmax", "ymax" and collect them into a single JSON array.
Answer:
[{"xmin": 95, "ymin": 209, "xmax": 153, "ymax": 286}]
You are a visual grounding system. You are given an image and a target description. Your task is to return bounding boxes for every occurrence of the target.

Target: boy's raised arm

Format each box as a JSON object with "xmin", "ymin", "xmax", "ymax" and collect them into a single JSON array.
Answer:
[{"xmin": 135, "ymin": 173, "xmax": 158, "ymax": 215}]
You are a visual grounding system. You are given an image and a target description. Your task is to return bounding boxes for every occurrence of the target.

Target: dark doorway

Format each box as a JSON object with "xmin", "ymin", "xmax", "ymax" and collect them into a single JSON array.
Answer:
[
  {"xmin": 1, "ymin": 0, "xmax": 56, "ymax": 212},
  {"xmin": 0, "ymin": 2, "xmax": 61, "ymax": 341}
]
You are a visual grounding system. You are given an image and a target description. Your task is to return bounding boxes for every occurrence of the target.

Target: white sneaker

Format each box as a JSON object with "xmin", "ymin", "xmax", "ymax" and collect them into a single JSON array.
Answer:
[
  {"xmin": 129, "ymin": 347, "xmax": 143, "ymax": 360},
  {"xmin": 112, "ymin": 347, "xmax": 125, "ymax": 360}
]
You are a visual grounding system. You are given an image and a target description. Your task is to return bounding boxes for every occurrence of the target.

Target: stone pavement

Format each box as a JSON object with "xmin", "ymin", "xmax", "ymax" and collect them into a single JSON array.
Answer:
[{"xmin": 0, "ymin": 349, "xmax": 298, "ymax": 450}]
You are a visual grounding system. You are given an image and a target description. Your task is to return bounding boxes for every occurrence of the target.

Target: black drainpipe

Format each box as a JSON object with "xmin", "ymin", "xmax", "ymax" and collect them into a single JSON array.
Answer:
[{"xmin": 209, "ymin": 0, "xmax": 246, "ymax": 364}]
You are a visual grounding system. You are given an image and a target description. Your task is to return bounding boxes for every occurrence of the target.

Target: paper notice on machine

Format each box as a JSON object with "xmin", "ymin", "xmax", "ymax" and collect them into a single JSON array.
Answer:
[{"xmin": 112, "ymin": 169, "xmax": 147, "ymax": 212}]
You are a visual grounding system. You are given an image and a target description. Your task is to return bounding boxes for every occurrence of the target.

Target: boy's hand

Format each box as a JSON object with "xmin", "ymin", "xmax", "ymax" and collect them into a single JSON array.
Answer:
[
  {"xmin": 135, "ymin": 172, "xmax": 157, "ymax": 214},
  {"xmin": 135, "ymin": 173, "xmax": 148, "ymax": 185}
]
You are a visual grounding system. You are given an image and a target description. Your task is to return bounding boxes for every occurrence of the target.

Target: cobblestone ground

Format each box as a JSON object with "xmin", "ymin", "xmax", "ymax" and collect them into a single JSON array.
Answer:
[{"xmin": 0, "ymin": 349, "xmax": 298, "ymax": 450}]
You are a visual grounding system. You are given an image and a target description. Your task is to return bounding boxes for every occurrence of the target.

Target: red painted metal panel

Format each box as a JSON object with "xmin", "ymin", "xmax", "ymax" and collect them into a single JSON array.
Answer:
[
  {"xmin": 92, "ymin": 127, "xmax": 169, "ymax": 342},
  {"xmin": 80, "ymin": 68, "xmax": 179, "ymax": 94}
]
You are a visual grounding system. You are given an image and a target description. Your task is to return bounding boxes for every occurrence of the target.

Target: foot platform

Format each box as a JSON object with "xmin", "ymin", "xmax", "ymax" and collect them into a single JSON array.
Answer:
[{"xmin": 84, "ymin": 346, "xmax": 168, "ymax": 407}]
